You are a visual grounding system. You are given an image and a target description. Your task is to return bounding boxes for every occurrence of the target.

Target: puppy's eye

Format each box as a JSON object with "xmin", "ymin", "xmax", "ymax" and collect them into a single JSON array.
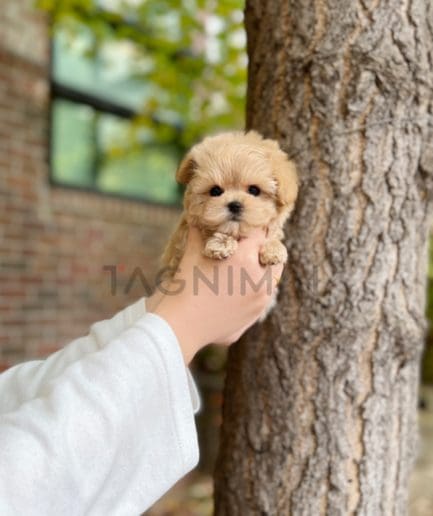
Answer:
[
  {"xmin": 210, "ymin": 185, "xmax": 224, "ymax": 197},
  {"xmin": 248, "ymin": 185, "xmax": 261, "ymax": 196}
]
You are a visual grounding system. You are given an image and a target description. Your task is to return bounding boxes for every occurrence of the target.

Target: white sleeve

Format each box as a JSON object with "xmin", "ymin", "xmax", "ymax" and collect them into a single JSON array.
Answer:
[
  {"xmin": 0, "ymin": 297, "xmax": 201, "ymax": 416},
  {"xmin": 0, "ymin": 303, "xmax": 201, "ymax": 515}
]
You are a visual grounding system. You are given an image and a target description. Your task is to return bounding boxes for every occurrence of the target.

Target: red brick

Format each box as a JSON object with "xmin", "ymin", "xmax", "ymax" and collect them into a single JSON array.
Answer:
[
  {"xmin": 0, "ymin": 362, "xmax": 12, "ymax": 373},
  {"xmin": 0, "ymin": 0, "xmax": 178, "ymax": 366}
]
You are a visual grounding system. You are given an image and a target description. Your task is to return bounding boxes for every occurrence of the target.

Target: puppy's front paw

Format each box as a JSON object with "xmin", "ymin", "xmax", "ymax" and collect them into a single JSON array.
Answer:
[
  {"xmin": 259, "ymin": 240, "xmax": 287, "ymax": 266},
  {"xmin": 204, "ymin": 232, "xmax": 238, "ymax": 260}
]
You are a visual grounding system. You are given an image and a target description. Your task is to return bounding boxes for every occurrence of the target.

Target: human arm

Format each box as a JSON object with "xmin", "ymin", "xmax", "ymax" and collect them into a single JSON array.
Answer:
[
  {"xmin": 0, "ymin": 312, "xmax": 199, "ymax": 516},
  {"xmin": 0, "ymin": 297, "xmax": 199, "ymax": 416},
  {"xmin": 0, "ymin": 227, "xmax": 282, "ymax": 514}
]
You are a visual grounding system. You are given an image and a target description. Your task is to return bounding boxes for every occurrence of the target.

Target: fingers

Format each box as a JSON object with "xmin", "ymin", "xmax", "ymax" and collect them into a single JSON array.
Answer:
[
  {"xmin": 266, "ymin": 263, "xmax": 284, "ymax": 299},
  {"xmin": 271, "ymin": 262, "xmax": 284, "ymax": 284},
  {"xmin": 237, "ymin": 228, "xmax": 267, "ymax": 252},
  {"xmin": 244, "ymin": 227, "xmax": 267, "ymax": 241},
  {"xmin": 186, "ymin": 225, "xmax": 286, "ymax": 294},
  {"xmin": 185, "ymin": 226, "xmax": 204, "ymax": 252}
]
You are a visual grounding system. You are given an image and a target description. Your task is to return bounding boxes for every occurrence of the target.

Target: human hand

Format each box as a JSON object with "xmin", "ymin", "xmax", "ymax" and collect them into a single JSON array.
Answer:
[{"xmin": 147, "ymin": 227, "xmax": 284, "ymax": 364}]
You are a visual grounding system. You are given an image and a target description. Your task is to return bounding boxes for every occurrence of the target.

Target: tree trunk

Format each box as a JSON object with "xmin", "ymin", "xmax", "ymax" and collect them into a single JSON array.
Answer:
[{"xmin": 214, "ymin": 1, "xmax": 433, "ymax": 514}]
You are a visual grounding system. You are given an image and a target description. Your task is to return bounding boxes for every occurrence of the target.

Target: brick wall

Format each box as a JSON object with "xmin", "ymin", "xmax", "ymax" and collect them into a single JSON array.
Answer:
[{"xmin": 0, "ymin": 0, "xmax": 180, "ymax": 371}]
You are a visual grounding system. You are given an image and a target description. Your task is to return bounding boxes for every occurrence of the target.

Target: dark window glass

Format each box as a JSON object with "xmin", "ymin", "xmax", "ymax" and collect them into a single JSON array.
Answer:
[{"xmin": 51, "ymin": 21, "xmax": 182, "ymax": 204}]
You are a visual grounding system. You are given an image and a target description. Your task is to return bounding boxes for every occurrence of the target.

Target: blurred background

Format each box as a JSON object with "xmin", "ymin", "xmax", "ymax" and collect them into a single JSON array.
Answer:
[{"xmin": 0, "ymin": 0, "xmax": 432, "ymax": 514}]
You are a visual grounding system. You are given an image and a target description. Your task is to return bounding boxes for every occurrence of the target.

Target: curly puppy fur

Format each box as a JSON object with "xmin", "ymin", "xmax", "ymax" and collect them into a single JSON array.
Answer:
[{"xmin": 161, "ymin": 130, "xmax": 298, "ymax": 276}]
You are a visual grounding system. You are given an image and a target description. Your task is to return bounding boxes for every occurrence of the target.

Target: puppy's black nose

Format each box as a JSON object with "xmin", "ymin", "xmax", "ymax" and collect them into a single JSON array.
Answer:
[{"xmin": 227, "ymin": 201, "xmax": 243, "ymax": 215}]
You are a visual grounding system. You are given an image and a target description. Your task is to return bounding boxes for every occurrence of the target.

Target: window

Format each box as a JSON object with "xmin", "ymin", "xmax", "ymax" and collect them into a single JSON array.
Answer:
[{"xmin": 50, "ymin": 13, "xmax": 183, "ymax": 205}]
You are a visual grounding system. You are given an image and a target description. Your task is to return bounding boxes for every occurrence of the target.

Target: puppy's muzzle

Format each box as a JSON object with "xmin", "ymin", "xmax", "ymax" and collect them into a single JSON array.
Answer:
[{"xmin": 227, "ymin": 201, "xmax": 243, "ymax": 218}]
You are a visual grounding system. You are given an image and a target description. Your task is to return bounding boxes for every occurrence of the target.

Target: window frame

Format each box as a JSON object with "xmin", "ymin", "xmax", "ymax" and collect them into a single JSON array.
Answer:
[{"xmin": 47, "ymin": 17, "xmax": 183, "ymax": 208}]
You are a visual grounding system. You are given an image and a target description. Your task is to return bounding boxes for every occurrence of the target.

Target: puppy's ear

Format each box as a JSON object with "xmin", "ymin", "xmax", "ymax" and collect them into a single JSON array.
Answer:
[
  {"xmin": 272, "ymin": 154, "xmax": 299, "ymax": 210},
  {"xmin": 253, "ymin": 133, "xmax": 299, "ymax": 210},
  {"xmin": 176, "ymin": 154, "xmax": 197, "ymax": 185}
]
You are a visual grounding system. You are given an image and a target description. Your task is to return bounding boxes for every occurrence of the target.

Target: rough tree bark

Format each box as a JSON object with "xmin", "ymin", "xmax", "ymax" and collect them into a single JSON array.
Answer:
[{"xmin": 214, "ymin": 1, "xmax": 433, "ymax": 514}]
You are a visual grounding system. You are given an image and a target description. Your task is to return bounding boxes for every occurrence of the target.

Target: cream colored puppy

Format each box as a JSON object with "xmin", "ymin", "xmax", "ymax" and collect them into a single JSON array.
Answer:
[{"xmin": 162, "ymin": 130, "xmax": 298, "ymax": 279}]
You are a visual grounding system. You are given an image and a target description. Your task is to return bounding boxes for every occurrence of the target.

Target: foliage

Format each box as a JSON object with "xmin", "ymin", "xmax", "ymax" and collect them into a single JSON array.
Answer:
[{"xmin": 38, "ymin": 0, "xmax": 247, "ymax": 152}]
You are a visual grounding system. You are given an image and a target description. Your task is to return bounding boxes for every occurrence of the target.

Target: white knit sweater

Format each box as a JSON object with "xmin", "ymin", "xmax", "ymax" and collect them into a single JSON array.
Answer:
[{"xmin": 0, "ymin": 298, "xmax": 201, "ymax": 515}]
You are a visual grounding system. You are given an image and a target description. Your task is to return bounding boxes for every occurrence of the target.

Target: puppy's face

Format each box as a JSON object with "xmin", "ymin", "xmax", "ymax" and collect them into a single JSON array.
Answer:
[{"xmin": 177, "ymin": 131, "xmax": 298, "ymax": 237}]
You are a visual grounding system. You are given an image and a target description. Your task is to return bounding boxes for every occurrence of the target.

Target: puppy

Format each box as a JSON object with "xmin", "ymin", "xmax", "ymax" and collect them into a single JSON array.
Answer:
[{"xmin": 161, "ymin": 130, "xmax": 298, "ymax": 313}]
